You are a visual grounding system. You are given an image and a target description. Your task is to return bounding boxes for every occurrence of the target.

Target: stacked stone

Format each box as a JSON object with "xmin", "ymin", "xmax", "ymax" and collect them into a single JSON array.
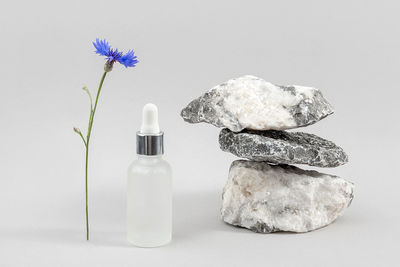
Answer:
[{"xmin": 181, "ymin": 75, "xmax": 354, "ymax": 233}]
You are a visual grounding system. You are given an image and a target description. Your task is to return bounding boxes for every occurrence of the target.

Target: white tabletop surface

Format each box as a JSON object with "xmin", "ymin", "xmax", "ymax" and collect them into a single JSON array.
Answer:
[{"xmin": 1, "ymin": 0, "xmax": 399, "ymax": 266}]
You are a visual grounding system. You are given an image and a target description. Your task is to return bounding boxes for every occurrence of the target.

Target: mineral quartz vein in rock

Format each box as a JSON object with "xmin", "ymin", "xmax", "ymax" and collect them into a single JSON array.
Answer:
[
  {"xmin": 181, "ymin": 75, "xmax": 334, "ymax": 132},
  {"xmin": 221, "ymin": 160, "xmax": 354, "ymax": 233},
  {"xmin": 219, "ymin": 128, "xmax": 348, "ymax": 168}
]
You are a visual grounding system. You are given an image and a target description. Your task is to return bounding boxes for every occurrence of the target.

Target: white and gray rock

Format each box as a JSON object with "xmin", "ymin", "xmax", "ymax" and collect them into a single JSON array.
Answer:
[
  {"xmin": 219, "ymin": 128, "xmax": 348, "ymax": 167},
  {"xmin": 181, "ymin": 75, "xmax": 334, "ymax": 132},
  {"xmin": 222, "ymin": 160, "xmax": 354, "ymax": 233}
]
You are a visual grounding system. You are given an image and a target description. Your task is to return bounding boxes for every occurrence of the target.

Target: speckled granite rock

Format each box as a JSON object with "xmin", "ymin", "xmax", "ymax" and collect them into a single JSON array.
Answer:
[
  {"xmin": 222, "ymin": 160, "xmax": 354, "ymax": 233},
  {"xmin": 219, "ymin": 128, "xmax": 348, "ymax": 168},
  {"xmin": 181, "ymin": 75, "xmax": 334, "ymax": 132}
]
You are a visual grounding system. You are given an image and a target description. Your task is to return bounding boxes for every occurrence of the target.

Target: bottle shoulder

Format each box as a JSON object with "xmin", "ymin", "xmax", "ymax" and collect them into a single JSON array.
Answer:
[{"xmin": 128, "ymin": 156, "xmax": 172, "ymax": 175}]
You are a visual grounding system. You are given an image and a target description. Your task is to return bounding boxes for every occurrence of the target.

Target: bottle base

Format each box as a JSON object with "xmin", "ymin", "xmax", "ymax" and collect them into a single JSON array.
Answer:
[{"xmin": 127, "ymin": 237, "xmax": 171, "ymax": 248}]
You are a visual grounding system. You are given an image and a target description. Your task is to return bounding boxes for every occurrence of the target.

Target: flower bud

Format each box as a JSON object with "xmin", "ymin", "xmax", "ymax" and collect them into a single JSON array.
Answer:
[
  {"xmin": 73, "ymin": 127, "xmax": 81, "ymax": 134},
  {"xmin": 104, "ymin": 62, "xmax": 113, "ymax": 72}
]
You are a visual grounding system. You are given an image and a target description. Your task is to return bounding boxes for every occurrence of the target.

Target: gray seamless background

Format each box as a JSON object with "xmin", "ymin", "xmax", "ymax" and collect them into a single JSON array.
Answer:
[{"xmin": 0, "ymin": 0, "xmax": 398, "ymax": 266}]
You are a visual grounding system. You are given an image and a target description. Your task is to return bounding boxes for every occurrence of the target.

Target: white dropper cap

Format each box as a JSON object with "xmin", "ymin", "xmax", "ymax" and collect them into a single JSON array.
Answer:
[
  {"xmin": 140, "ymin": 103, "xmax": 160, "ymax": 134},
  {"xmin": 137, "ymin": 103, "xmax": 163, "ymax": 155}
]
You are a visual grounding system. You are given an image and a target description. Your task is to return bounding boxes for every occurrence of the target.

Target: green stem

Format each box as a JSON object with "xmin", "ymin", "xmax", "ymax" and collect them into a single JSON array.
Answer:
[
  {"xmin": 85, "ymin": 145, "xmax": 89, "ymax": 240},
  {"xmin": 77, "ymin": 131, "xmax": 87, "ymax": 147},
  {"xmin": 84, "ymin": 71, "xmax": 107, "ymax": 241},
  {"xmin": 88, "ymin": 72, "xmax": 107, "ymax": 137}
]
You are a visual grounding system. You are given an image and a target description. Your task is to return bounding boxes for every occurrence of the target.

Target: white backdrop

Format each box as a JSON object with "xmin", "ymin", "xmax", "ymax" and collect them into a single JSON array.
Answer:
[{"xmin": 0, "ymin": 0, "xmax": 399, "ymax": 266}]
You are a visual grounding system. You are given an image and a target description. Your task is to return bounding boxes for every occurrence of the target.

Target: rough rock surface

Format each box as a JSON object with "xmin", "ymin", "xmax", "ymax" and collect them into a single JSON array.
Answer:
[
  {"xmin": 181, "ymin": 75, "xmax": 334, "ymax": 132},
  {"xmin": 221, "ymin": 160, "xmax": 354, "ymax": 233},
  {"xmin": 219, "ymin": 128, "xmax": 348, "ymax": 167}
]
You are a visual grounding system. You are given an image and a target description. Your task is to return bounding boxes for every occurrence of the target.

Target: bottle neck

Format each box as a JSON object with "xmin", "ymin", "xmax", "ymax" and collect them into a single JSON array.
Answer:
[
  {"xmin": 137, "ymin": 154, "xmax": 163, "ymax": 161},
  {"xmin": 137, "ymin": 154, "xmax": 162, "ymax": 159}
]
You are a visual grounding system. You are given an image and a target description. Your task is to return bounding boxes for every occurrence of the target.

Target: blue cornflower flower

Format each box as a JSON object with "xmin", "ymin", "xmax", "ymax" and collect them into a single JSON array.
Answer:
[{"xmin": 93, "ymin": 38, "xmax": 138, "ymax": 71}]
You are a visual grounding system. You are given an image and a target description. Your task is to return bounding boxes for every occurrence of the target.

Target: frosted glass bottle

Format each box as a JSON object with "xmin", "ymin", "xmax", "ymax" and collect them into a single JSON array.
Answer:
[
  {"xmin": 127, "ymin": 103, "xmax": 172, "ymax": 247},
  {"xmin": 127, "ymin": 155, "xmax": 172, "ymax": 247}
]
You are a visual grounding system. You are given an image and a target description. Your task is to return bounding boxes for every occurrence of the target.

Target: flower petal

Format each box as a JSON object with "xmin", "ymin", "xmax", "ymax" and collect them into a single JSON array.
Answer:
[
  {"xmin": 93, "ymin": 38, "xmax": 111, "ymax": 56},
  {"xmin": 119, "ymin": 50, "xmax": 139, "ymax": 68}
]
